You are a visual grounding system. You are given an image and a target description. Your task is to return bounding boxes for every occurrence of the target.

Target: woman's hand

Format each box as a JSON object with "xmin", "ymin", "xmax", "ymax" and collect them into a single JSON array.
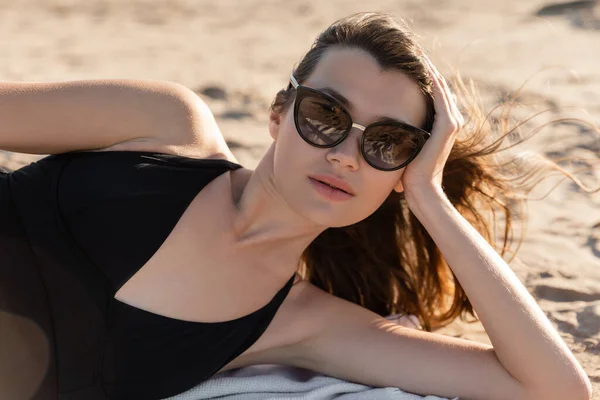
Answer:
[{"xmin": 399, "ymin": 55, "xmax": 464, "ymax": 196}]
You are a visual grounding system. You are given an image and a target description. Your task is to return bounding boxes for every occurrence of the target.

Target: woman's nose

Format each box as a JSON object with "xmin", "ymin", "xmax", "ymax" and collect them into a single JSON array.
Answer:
[{"xmin": 325, "ymin": 126, "xmax": 362, "ymax": 171}]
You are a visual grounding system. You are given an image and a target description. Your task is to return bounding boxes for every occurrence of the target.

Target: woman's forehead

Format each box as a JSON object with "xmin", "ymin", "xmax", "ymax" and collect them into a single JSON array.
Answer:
[{"xmin": 304, "ymin": 47, "xmax": 427, "ymax": 127}]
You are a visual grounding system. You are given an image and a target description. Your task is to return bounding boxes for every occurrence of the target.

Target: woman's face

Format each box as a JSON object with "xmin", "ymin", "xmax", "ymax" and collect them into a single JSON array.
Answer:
[{"xmin": 268, "ymin": 46, "xmax": 428, "ymax": 228}]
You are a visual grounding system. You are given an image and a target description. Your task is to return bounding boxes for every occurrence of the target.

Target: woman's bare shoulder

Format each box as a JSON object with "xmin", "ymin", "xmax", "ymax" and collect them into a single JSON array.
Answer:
[
  {"xmin": 89, "ymin": 80, "xmax": 237, "ymax": 161},
  {"xmin": 0, "ymin": 78, "xmax": 235, "ymax": 159}
]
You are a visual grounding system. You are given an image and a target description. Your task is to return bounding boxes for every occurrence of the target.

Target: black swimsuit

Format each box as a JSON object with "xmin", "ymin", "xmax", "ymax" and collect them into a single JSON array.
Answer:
[{"xmin": 0, "ymin": 151, "xmax": 295, "ymax": 400}]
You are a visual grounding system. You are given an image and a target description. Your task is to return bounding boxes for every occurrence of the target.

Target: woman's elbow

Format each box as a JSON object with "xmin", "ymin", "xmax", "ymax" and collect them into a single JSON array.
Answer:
[{"xmin": 524, "ymin": 373, "xmax": 592, "ymax": 400}]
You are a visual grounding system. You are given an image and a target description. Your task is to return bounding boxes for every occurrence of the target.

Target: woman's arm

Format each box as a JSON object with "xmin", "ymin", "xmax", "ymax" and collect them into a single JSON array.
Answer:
[
  {"xmin": 404, "ymin": 185, "xmax": 591, "ymax": 398},
  {"xmin": 0, "ymin": 79, "xmax": 226, "ymax": 156},
  {"xmin": 290, "ymin": 186, "xmax": 591, "ymax": 400}
]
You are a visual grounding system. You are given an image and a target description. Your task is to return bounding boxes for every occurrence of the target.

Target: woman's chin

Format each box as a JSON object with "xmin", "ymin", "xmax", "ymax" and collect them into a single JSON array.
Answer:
[{"xmin": 305, "ymin": 209, "xmax": 367, "ymax": 229}]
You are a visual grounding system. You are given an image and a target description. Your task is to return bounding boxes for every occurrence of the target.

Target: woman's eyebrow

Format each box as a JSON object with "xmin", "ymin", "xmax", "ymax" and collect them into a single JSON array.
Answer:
[
  {"xmin": 318, "ymin": 87, "xmax": 352, "ymax": 109},
  {"xmin": 318, "ymin": 87, "xmax": 411, "ymax": 126}
]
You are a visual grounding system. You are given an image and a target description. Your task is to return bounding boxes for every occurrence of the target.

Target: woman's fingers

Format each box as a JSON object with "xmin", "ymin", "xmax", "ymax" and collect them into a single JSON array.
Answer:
[
  {"xmin": 423, "ymin": 55, "xmax": 464, "ymax": 131},
  {"xmin": 423, "ymin": 56, "xmax": 452, "ymax": 120},
  {"xmin": 401, "ymin": 52, "xmax": 464, "ymax": 189}
]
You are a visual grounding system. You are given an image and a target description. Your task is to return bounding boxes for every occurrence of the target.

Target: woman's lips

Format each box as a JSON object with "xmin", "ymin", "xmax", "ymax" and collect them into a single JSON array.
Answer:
[
  {"xmin": 308, "ymin": 174, "xmax": 355, "ymax": 195},
  {"xmin": 308, "ymin": 177, "xmax": 354, "ymax": 201}
]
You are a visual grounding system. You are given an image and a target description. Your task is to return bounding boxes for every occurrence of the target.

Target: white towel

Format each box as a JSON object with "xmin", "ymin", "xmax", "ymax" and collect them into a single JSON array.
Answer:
[{"xmin": 164, "ymin": 364, "xmax": 457, "ymax": 400}]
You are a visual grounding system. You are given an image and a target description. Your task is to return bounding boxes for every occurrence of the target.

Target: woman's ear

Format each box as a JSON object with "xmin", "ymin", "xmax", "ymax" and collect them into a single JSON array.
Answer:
[
  {"xmin": 393, "ymin": 178, "xmax": 404, "ymax": 193},
  {"xmin": 268, "ymin": 108, "xmax": 281, "ymax": 140}
]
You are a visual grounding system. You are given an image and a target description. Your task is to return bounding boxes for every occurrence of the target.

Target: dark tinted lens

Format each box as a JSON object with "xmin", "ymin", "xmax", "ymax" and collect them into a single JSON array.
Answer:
[
  {"xmin": 297, "ymin": 95, "xmax": 350, "ymax": 146},
  {"xmin": 363, "ymin": 124, "xmax": 421, "ymax": 169}
]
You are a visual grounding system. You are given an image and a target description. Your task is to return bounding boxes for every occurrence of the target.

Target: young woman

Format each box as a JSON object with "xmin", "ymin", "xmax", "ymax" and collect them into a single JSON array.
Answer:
[{"xmin": 0, "ymin": 12, "xmax": 592, "ymax": 400}]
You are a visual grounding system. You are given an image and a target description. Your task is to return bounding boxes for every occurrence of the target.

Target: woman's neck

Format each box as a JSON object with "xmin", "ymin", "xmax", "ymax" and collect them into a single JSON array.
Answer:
[{"xmin": 227, "ymin": 151, "xmax": 326, "ymax": 273}]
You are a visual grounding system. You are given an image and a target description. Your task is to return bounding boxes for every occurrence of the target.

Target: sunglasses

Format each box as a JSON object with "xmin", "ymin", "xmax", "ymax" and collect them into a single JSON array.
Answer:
[{"xmin": 289, "ymin": 75, "xmax": 431, "ymax": 171}]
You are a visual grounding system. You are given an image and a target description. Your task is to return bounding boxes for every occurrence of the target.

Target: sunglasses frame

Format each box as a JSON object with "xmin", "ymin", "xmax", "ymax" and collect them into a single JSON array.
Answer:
[{"xmin": 289, "ymin": 74, "xmax": 431, "ymax": 171}]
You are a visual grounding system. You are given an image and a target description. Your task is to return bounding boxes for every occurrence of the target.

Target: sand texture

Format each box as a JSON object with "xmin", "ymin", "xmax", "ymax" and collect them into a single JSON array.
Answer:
[{"xmin": 1, "ymin": 0, "xmax": 599, "ymax": 397}]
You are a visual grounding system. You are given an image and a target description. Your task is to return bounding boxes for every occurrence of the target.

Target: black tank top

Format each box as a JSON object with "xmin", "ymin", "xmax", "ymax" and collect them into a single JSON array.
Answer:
[{"xmin": 0, "ymin": 151, "xmax": 296, "ymax": 400}]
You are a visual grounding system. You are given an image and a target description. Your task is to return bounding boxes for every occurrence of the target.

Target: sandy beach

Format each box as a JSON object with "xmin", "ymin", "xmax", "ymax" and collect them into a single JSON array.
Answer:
[{"xmin": 1, "ymin": 0, "xmax": 599, "ymax": 397}]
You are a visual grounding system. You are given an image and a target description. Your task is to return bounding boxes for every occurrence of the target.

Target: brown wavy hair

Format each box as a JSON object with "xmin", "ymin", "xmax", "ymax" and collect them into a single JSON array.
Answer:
[{"xmin": 270, "ymin": 12, "xmax": 599, "ymax": 332}]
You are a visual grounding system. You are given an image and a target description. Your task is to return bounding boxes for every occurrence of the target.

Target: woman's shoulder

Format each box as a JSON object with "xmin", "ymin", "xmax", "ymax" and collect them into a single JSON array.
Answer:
[
  {"xmin": 89, "ymin": 81, "xmax": 239, "ymax": 163},
  {"xmin": 1, "ymin": 78, "xmax": 227, "ymax": 156},
  {"xmin": 88, "ymin": 120, "xmax": 239, "ymax": 164}
]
